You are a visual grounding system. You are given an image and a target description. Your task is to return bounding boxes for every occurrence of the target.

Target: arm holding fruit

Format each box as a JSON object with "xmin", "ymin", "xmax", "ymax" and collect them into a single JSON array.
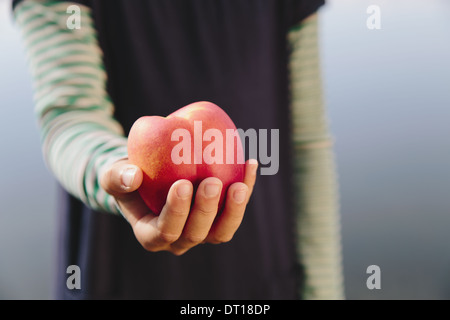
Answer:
[
  {"xmin": 14, "ymin": 0, "xmax": 257, "ymax": 255},
  {"xmin": 14, "ymin": 0, "xmax": 128, "ymax": 213}
]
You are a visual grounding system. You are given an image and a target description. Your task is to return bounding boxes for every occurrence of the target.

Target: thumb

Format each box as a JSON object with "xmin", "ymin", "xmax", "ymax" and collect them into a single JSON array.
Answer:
[{"xmin": 100, "ymin": 159, "xmax": 144, "ymax": 198}]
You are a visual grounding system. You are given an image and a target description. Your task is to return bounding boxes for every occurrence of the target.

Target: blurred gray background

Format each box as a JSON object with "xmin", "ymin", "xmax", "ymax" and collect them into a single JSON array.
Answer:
[{"xmin": 1, "ymin": 0, "xmax": 449, "ymax": 299}]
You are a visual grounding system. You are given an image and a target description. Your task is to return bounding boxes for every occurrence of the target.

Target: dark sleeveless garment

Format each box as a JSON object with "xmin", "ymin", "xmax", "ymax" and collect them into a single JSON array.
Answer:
[{"xmin": 16, "ymin": 0, "xmax": 325, "ymax": 299}]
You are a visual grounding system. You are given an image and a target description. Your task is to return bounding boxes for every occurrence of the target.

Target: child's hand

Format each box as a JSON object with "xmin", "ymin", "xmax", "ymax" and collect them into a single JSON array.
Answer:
[{"xmin": 100, "ymin": 159, "xmax": 257, "ymax": 255}]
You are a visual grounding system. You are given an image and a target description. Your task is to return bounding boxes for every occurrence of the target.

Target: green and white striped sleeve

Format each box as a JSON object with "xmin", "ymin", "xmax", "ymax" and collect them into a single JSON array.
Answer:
[
  {"xmin": 14, "ymin": 0, "xmax": 127, "ymax": 215},
  {"xmin": 288, "ymin": 14, "xmax": 345, "ymax": 300}
]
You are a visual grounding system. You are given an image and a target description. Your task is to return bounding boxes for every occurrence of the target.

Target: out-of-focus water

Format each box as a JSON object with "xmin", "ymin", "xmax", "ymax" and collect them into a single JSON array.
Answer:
[
  {"xmin": 0, "ymin": 0, "xmax": 449, "ymax": 299},
  {"xmin": 0, "ymin": 0, "xmax": 57, "ymax": 299},
  {"xmin": 321, "ymin": 0, "xmax": 450, "ymax": 299}
]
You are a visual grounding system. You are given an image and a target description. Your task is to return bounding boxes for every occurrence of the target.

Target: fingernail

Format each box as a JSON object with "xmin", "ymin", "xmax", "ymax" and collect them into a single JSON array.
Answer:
[
  {"xmin": 177, "ymin": 183, "xmax": 192, "ymax": 199},
  {"xmin": 204, "ymin": 183, "xmax": 221, "ymax": 198},
  {"xmin": 233, "ymin": 188, "xmax": 247, "ymax": 204},
  {"xmin": 121, "ymin": 167, "xmax": 136, "ymax": 189}
]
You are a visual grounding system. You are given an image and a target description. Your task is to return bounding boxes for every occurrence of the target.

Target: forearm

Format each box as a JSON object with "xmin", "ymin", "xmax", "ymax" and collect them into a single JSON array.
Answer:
[
  {"xmin": 14, "ymin": 0, "xmax": 127, "ymax": 214},
  {"xmin": 288, "ymin": 14, "xmax": 345, "ymax": 300}
]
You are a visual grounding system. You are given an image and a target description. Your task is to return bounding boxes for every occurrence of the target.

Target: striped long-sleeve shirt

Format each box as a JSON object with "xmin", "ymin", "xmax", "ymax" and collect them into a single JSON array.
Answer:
[{"xmin": 14, "ymin": 0, "xmax": 344, "ymax": 299}]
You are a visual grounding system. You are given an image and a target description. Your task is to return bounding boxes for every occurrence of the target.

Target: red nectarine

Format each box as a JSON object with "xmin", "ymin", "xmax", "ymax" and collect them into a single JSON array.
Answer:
[{"xmin": 128, "ymin": 101, "xmax": 245, "ymax": 215}]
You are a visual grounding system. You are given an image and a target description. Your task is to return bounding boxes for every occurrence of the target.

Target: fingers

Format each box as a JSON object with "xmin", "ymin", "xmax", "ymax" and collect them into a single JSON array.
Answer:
[
  {"xmin": 243, "ymin": 159, "xmax": 258, "ymax": 204},
  {"xmin": 167, "ymin": 159, "xmax": 258, "ymax": 254},
  {"xmin": 100, "ymin": 159, "xmax": 150, "ymax": 224},
  {"xmin": 170, "ymin": 177, "xmax": 223, "ymax": 255},
  {"xmin": 205, "ymin": 159, "xmax": 258, "ymax": 244},
  {"xmin": 133, "ymin": 180, "xmax": 194, "ymax": 252},
  {"xmin": 100, "ymin": 159, "xmax": 143, "ymax": 198},
  {"xmin": 154, "ymin": 180, "xmax": 194, "ymax": 243},
  {"xmin": 204, "ymin": 182, "xmax": 248, "ymax": 244}
]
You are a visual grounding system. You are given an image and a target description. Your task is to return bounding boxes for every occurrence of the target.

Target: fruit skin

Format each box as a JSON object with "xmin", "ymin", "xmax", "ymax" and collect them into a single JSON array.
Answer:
[{"xmin": 128, "ymin": 101, "xmax": 245, "ymax": 215}]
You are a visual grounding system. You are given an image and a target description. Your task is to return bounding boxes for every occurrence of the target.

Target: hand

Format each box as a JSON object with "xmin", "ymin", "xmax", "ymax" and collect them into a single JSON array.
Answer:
[{"xmin": 100, "ymin": 159, "xmax": 258, "ymax": 255}]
